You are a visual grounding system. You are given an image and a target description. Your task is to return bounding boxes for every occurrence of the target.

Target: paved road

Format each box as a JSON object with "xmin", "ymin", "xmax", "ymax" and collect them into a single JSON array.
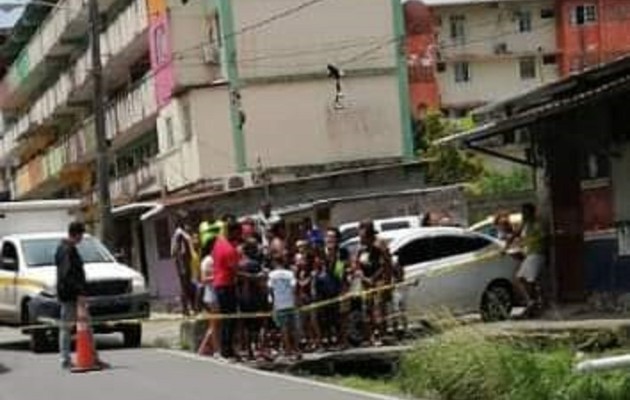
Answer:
[{"xmin": 0, "ymin": 329, "xmax": 396, "ymax": 400}]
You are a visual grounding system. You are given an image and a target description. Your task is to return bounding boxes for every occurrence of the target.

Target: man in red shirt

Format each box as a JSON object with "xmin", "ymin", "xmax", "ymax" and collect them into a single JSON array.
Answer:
[{"xmin": 211, "ymin": 220, "xmax": 242, "ymax": 359}]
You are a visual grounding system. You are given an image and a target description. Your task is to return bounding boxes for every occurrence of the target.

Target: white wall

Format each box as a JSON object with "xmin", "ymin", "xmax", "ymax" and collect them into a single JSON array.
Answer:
[
  {"xmin": 233, "ymin": 0, "xmax": 396, "ymax": 79},
  {"xmin": 241, "ymin": 74, "xmax": 403, "ymax": 168},
  {"xmin": 612, "ymin": 143, "xmax": 630, "ymax": 222}
]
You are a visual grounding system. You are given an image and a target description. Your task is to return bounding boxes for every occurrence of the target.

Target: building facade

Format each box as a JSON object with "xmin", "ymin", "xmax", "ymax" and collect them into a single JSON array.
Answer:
[{"xmin": 0, "ymin": 0, "xmax": 414, "ymax": 297}]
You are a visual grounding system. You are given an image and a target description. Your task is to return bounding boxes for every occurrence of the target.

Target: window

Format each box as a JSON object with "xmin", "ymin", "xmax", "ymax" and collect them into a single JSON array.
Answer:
[
  {"xmin": 572, "ymin": 4, "xmax": 597, "ymax": 25},
  {"xmin": 1, "ymin": 242, "xmax": 18, "ymax": 270},
  {"xmin": 454, "ymin": 61, "xmax": 470, "ymax": 83},
  {"xmin": 164, "ymin": 116, "xmax": 175, "ymax": 149},
  {"xmin": 154, "ymin": 25, "xmax": 168, "ymax": 66},
  {"xmin": 431, "ymin": 235, "xmax": 491, "ymax": 259},
  {"xmin": 449, "ymin": 15, "xmax": 466, "ymax": 44},
  {"xmin": 396, "ymin": 238, "xmax": 435, "ymax": 267},
  {"xmin": 540, "ymin": 8, "xmax": 555, "ymax": 19},
  {"xmin": 519, "ymin": 57, "xmax": 537, "ymax": 80},
  {"xmin": 543, "ymin": 54, "xmax": 557, "ymax": 64},
  {"xmin": 517, "ymin": 11, "xmax": 532, "ymax": 32},
  {"xmin": 154, "ymin": 218, "xmax": 172, "ymax": 260},
  {"xmin": 381, "ymin": 221, "xmax": 411, "ymax": 232},
  {"xmin": 582, "ymin": 153, "xmax": 611, "ymax": 180},
  {"xmin": 21, "ymin": 237, "xmax": 114, "ymax": 268}
]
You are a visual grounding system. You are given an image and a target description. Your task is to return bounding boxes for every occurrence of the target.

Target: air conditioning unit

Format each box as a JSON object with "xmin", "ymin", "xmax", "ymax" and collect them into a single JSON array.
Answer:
[
  {"xmin": 223, "ymin": 172, "xmax": 254, "ymax": 191},
  {"xmin": 494, "ymin": 42, "xmax": 509, "ymax": 54},
  {"xmin": 202, "ymin": 43, "xmax": 221, "ymax": 65}
]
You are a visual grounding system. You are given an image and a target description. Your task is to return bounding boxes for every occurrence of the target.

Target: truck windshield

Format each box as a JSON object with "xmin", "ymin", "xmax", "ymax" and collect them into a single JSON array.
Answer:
[{"xmin": 21, "ymin": 237, "xmax": 115, "ymax": 267}]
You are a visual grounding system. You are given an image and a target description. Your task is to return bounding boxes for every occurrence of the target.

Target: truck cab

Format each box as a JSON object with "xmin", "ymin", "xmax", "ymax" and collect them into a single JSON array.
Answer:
[{"xmin": 0, "ymin": 200, "xmax": 150, "ymax": 352}]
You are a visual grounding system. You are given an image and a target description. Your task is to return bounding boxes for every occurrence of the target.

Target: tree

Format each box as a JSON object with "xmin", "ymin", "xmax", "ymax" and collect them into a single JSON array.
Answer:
[{"xmin": 417, "ymin": 111, "xmax": 484, "ymax": 185}]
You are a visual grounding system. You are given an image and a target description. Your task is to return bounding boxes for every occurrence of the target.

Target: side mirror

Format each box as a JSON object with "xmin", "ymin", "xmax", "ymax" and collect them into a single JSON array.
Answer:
[{"xmin": 2, "ymin": 257, "xmax": 18, "ymax": 272}]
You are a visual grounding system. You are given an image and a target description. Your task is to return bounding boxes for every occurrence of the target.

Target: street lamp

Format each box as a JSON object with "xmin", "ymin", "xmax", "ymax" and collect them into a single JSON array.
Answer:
[{"xmin": 0, "ymin": 0, "xmax": 114, "ymax": 248}]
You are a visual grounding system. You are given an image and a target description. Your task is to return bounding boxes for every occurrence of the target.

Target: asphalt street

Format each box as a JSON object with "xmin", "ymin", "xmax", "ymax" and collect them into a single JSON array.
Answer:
[{"xmin": 0, "ymin": 328, "xmax": 398, "ymax": 400}]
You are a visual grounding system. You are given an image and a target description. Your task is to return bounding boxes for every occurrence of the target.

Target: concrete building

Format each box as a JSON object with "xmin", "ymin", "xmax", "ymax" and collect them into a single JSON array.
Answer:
[{"xmin": 154, "ymin": 0, "xmax": 413, "ymax": 194}]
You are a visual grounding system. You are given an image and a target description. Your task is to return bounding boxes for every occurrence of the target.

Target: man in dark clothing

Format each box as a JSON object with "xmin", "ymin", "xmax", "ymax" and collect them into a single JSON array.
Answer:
[{"xmin": 56, "ymin": 222, "xmax": 88, "ymax": 369}]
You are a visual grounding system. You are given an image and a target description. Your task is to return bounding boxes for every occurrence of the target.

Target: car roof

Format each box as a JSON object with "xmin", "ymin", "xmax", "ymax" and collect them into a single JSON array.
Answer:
[
  {"xmin": 3, "ymin": 232, "xmax": 94, "ymax": 241},
  {"xmin": 342, "ymin": 226, "xmax": 471, "ymax": 245},
  {"xmin": 339, "ymin": 216, "xmax": 421, "ymax": 230}
]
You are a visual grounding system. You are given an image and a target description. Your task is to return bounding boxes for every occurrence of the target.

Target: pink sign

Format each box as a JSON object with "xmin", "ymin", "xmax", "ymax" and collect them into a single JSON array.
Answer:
[{"xmin": 149, "ymin": 13, "xmax": 175, "ymax": 109}]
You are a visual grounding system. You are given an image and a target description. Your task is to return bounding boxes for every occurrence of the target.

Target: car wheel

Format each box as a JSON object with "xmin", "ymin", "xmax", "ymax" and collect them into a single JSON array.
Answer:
[
  {"xmin": 122, "ymin": 324, "xmax": 142, "ymax": 348},
  {"xmin": 481, "ymin": 283, "xmax": 513, "ymax": 322},
  {"xmin": 347, "ymin": 309, "xmax": 364, "ymax": 347},
  {"xmin": 30, "ymin": 329, "xmax": 55, "ymax": 353}
]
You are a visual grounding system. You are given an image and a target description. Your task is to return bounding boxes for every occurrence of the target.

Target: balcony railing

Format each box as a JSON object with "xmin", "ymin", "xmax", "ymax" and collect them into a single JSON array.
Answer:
[
  {"xmin": 105, "ymin": 74, "xmax": 157, "ymax": 140},
  {"xmin": 2, "ymin": 0, "xmax": 149, "ymax": 154},
  {"xmin": 2, "ymin": 0, "xmax": 87, "ymax": 108}
]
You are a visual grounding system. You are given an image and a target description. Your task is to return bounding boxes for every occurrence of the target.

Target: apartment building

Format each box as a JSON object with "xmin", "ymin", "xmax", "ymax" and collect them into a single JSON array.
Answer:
[
  {"xmin": 0, "ymin": 0, "xmax": 158, "ymax": 209},
  {"xmin": 0, "ymin": 0, "xmax": 410, "ymax": 209},
  {"xmin": 406, "ymin": 0, "xmax": 630, "ymax": 115},
  {"xmin": 405, "ymin": 0, "xmax": 559, "ymax": 117}
]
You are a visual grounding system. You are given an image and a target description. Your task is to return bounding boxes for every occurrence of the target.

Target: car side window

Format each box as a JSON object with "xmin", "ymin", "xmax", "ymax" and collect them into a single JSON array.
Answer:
[
  {"xmin": 432, "ymin": 235, "xmax": 491, "ymax": 259},
  {"xmin": 396, "ymin": 238, "xmax": 435, "ymax": 266},
  {"xmin": 1, "ymin": 242, "xmax": 19, "ymax": 270},
  {"xmin": 380, "ymin": 221, "xmax": 410, "ymax": 232}
]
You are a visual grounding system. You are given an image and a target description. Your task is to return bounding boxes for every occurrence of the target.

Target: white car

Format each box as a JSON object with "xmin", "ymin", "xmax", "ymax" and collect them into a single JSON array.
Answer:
[{"xmin": 343, "ymin": 227, "xmax": 519, "ymax": 322}]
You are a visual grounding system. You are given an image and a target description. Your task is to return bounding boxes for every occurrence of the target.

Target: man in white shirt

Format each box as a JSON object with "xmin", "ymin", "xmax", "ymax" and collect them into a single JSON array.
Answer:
[
  {"xmin": 267, "ymin": 243, "xmax": 300, "ymax": 359},
  {"xmin": 256, "ymin": 201, "xmax": 281, "ymax": 247}
]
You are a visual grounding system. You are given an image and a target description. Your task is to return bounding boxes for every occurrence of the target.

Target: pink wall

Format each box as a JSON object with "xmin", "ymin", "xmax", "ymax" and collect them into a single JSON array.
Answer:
[{"xmin": 149, "ymin": 13, "xmax": 175, "ymax": 109}]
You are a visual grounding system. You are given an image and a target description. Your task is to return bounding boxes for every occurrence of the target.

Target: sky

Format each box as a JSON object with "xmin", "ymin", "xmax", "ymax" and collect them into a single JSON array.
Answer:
[{"xmin": 0, "ymin": 6, "xmax": 24, "ymax": 29}]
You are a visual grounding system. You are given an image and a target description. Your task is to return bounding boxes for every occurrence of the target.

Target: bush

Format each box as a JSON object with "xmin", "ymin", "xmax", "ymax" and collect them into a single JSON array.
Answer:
[{"xmin": 398, "ymin": 329, "xmax": 630, "ymax": 400}]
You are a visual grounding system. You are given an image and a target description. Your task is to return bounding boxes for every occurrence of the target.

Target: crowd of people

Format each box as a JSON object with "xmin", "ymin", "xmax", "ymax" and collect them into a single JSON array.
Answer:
[{"xmin": 170, "ymin": 203, "xmax": 405, "ymax": 361}]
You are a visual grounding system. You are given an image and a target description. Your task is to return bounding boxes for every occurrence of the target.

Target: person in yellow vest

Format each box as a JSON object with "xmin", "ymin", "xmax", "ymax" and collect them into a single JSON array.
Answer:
[{"xmin": 199, "ymin": 212, "xmax": 224, "ymax": 256}]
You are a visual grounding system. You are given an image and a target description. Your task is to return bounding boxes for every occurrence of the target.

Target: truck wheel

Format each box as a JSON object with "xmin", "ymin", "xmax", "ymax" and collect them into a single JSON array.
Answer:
[
  {"xmin": 30, "ymin": 329, "xmax": 54, "ymax": 353},
  {"xmin": 122, "ymin": 324, "xmax": 142, "ymax": 348}
]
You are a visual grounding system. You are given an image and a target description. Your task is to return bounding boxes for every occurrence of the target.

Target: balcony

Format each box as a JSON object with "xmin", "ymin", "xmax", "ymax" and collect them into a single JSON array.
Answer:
[
  {"xmin": 11, "ymin": 72, "xmax": 157, "ymax": 200},
  {"xmin": 0, "ymin": 0, "xmax": 119, "ymax": 112},
  {"xmin": 2, "ymin": 0, "xmax": 150, "ymax": 161},
  {"xmin": 109, "ymin": 160, "xmax": 161, "ymax": 204}
]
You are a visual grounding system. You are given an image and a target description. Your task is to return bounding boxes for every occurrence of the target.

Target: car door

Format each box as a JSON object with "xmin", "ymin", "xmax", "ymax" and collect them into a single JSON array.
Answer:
[
  {"xmin": 0, "ymin": 240, "xmax": 20, "ymax": 320},
  {"xmin": 397, "ymin": 233, "xmax": 490, "ymax": 316}
]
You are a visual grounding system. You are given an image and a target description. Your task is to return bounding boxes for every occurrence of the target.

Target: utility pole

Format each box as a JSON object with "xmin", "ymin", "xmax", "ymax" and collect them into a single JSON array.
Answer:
[{"xmin": 89, "ymin": 0, "xmax": 114, "ymax": 248}]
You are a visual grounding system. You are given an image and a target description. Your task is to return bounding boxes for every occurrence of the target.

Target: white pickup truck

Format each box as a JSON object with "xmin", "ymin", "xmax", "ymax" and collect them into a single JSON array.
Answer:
[{"xmin": 0, "ymin": 200, "xmax": 150, "ymax": 352}]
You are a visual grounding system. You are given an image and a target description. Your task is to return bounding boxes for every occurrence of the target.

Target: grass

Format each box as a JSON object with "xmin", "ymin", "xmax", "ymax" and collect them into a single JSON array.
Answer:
[
  {"xmin": 321, "ymin": 376, "xmax": 404, "ymax": 397},
  {"xmin": 325, "ymin": 327, "xmax": 630, "ymax": 400}
]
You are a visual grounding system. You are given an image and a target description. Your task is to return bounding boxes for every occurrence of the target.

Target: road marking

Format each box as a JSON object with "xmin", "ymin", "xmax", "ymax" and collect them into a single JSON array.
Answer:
[{"xmin": 159, "ymin": 349, "xmax": 405, "ymax": 400}]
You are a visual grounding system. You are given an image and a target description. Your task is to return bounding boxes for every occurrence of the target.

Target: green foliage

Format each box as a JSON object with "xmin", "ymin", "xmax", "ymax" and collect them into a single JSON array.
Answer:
[
  {"xmin": 397, "ymin": 330, "xmax": 630, "ymax": 400},
  {"xmin": 418, "ymin": 111, "xmax": 485, "ymax": 185},
  {"xmin": 472, "ymin": 168, "xmax": 534, "ymax": 196}
]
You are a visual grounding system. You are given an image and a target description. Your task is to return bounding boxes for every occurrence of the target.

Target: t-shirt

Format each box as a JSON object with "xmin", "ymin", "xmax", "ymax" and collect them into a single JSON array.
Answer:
[
  {"xmin": 523, "ymin": 221, "xmax": 544, "ymax": 256},
  {"xmin": 268, "ymin": 268, "xmax": 297, "ymax": 311},
  {"xmin": 200, "ymin": 255, "xmax": 214, "ymax": 284},
  {"xmin": 211, "ymin": 237, "xmax": 239, "ymax": 288}
]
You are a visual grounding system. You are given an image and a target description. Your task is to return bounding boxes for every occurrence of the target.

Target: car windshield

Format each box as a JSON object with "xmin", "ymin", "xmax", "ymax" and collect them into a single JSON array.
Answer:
[
  {"xmin": 21, "ymin": 237, "xmax": 115, "ymax": 267},
  {"xmin": 342, "ymin": 237, "xmax": 394, "ymax": 256}
]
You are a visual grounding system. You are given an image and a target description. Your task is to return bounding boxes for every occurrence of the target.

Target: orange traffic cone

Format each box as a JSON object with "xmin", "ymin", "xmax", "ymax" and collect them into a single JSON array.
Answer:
[{"xmin": 71, "ymin": 302, "xmax": 103, "ymax": 373}]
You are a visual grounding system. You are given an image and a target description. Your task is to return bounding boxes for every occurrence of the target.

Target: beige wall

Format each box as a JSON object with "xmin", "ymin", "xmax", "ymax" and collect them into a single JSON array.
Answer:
[
  {"xmin": 233, "ymin": 0, "xmax": 396, "ymax": 79},
  {"xmin": 241, "ymin": 74, "xmax": 403, "ymax": 168},
  {"xmin": 168, "ymin": 0, "xmax": 223, "ymax": 87},
  {"xmin": 438, "ymin": 58, "xmax": 558, "ymax": 106},
  {"xmin": 189, "ymin": 87, "xmax": 236, "ymax": 179}
]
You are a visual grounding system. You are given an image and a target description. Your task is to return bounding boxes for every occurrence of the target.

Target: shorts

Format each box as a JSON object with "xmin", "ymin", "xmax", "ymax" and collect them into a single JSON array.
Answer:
[
  {"xmin": 517, "ymin": 254, "xmax": 545, "ymax": 283},
  {"xmin": 273, "ymin": 308, "xmax": 298, "ymax": 330},
  {"xmin": 203, "ymin": 285, "xmax": 217, "ymax": 306}
]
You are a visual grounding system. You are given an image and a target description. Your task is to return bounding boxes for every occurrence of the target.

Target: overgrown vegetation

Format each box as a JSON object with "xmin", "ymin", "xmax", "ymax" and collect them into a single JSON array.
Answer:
[
  {"xmin": 328, "ymin": 328, "xmax": 630, "ymax": 400},
  {"xmin": 416, "ymin": 111, "xmax": 534, "ymax": 196}
]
